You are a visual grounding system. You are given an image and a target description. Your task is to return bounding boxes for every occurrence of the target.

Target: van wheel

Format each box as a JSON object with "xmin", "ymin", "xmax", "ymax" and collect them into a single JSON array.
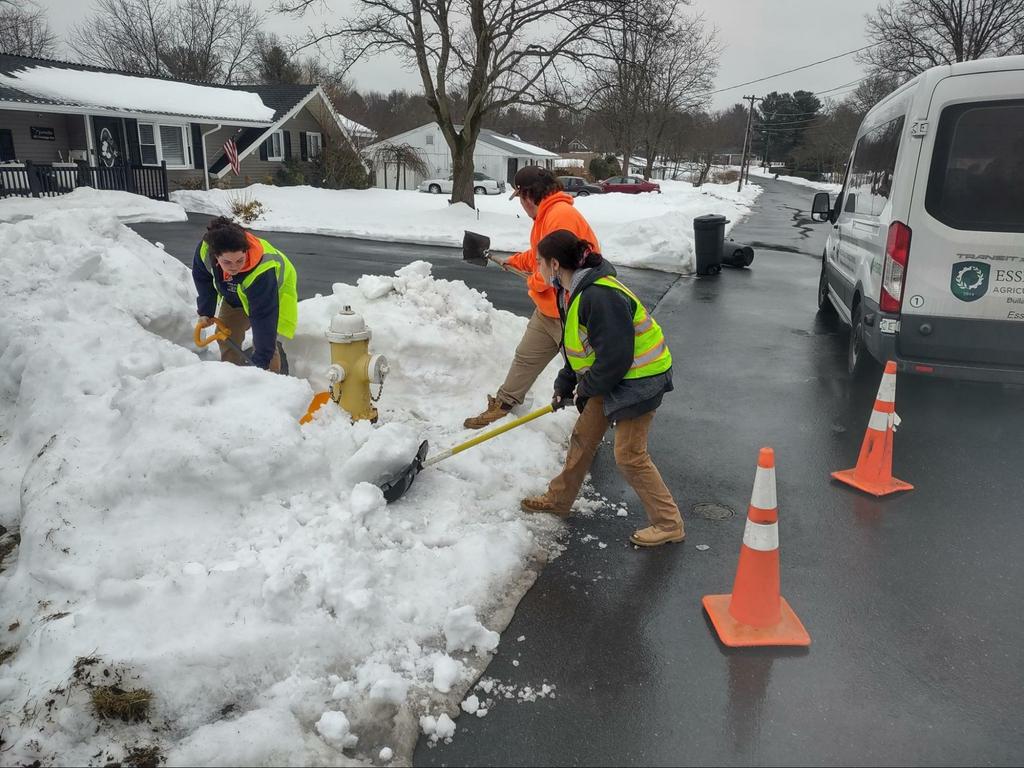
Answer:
[
  {"xmin": 474, "ymin": 186, "xmax": 486, "ymax": 195},
  {"xmin": 817, "ymin": 255, "xmax": 835, "ymax": 315},
  {"xmin": 429, "ymin": 184, "xmax": 441, "ymax": 194},
  {"xmin": 847, "ymin": 303, "xmax": 878, "ymax": 378}
]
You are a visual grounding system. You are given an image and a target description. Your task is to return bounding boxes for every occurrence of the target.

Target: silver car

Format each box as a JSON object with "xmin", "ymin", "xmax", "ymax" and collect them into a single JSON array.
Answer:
[{"xmin": 419, "ymin": 172, "xmax": 506, "ymax": 195}]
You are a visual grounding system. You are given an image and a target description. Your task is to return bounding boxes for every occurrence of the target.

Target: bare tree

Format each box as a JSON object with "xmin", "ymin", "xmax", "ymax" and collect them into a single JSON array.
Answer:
[
  {"xmin": 70, "ymin": 0, "xmax": 171, "ymax": 75},
  {"xmin": 70, "ymin": 0, "xmax": 262, "ymax": 83},
  {"xmin": 859, "ymin": 0, "xmax": 1024, "ymax": 83},
  {"xmin": 278, "ymin": 0, "xmax": 620, "ymax": 207},
  {"xmin": 369, "ymin": 142, "xmax": 429, "ymax": 190},
  {"xmin": 636, "ymin": 10, "xmax": 719, "ymax": 177},
  {"xmin": 0, "ymin": 2, "xmax": 56, "ymax": 57}
]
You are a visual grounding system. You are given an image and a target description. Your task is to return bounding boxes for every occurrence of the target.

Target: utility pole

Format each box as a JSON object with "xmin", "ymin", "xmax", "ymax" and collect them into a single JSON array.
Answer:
[{"xmin": 737, "ymin": 94, "xmax": 761, "ymax": 192}]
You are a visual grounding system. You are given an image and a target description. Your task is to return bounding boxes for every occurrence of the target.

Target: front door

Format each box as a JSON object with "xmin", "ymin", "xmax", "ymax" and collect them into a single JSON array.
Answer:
[
  {"xmin": 0, "ymin": 129, "xmax": 13, "ymax": 162},
  {"xmin": 507, "ymin": 157, "xmax": 518, "ymax": 184},
  {"xmin": 91, "ymin": 116, "xmax": 130, "ymax": 191}
]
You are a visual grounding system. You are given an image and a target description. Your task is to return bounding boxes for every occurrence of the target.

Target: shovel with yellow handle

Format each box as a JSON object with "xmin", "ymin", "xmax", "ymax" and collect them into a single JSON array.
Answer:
[{"xmin": 377, "ymin": 402, "xmax": 559, "ymax": 503}]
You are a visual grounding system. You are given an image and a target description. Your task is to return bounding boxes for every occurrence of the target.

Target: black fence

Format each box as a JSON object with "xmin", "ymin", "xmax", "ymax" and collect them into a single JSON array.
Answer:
[{"xmin": 0, "ymin": 160, "xmax": 169, "ymax": 201}]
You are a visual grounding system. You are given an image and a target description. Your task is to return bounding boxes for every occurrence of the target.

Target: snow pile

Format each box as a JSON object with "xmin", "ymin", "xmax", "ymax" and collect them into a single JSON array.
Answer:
[
  {"xmin": 0, "ymin": 66, "xmax": 276, "ymax": 122},
  {"xmin": 0, "ymin": 187, "xmax": 187, "ymax": 224},
  {"xmin": 172, "ymin": 180, "xmax": 759, "ymax": 273},
  {"xmin": 0, "ymin": 211, "xmax": 574, "ymax": 766}
]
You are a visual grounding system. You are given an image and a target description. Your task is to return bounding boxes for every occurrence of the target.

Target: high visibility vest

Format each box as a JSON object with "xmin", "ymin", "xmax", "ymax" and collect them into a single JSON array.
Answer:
[
  {"xmin": 199, "ymin": 237, "xmax": 298, "ymax": 339},
  {"xmin": 564, "ymin": 276, "xmax": 672, "ymax": 379}
]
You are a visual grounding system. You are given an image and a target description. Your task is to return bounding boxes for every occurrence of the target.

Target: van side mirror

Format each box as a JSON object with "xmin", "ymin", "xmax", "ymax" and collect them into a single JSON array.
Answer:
[{"xmin": 811, "ymin": 192, "xmax": 832, "ymax": 222}]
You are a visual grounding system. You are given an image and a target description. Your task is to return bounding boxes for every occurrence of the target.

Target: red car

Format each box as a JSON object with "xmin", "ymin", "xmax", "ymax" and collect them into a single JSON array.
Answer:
[{"xmin": 600, "ymin": 175, "xmax": 661, "ymax": 194}]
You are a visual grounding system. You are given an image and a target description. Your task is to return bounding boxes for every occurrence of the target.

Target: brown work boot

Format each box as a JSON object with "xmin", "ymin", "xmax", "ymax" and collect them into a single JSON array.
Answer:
[
  {"xmin": 520, "ymin": 494, "xmax": 571, "ymax": 518},
  {"xmin": 464, "ymin": 395, "xmax": 513, "ymax": 429},
  {"xmin": 630, "ymin": 525, "xmax": 685, "ymax": 547}
]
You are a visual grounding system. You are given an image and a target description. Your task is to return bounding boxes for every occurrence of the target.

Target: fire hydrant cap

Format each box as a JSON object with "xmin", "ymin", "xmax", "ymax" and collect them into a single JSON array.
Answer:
[{"xmin": 326, "ymin": 305, "xmax": 371, "ymax": 342}]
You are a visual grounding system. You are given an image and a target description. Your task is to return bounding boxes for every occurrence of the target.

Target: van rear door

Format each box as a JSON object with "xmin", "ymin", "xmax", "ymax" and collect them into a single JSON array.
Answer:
[{"xmin": 899, "ymin": 69, "xmax": 1024, "ymax": 370}]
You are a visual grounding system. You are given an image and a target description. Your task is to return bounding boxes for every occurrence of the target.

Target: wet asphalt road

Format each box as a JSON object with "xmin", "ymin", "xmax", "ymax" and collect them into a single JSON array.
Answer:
[{"xmin": 132, "ymin": 181, "xmax": 1024, "ymax": 765}]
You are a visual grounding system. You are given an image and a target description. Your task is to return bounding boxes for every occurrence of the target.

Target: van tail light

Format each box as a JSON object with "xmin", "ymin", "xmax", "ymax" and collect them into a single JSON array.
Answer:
[{"xmin": 880, "ymin": 221, "xmax": 911, "ymax": 314}]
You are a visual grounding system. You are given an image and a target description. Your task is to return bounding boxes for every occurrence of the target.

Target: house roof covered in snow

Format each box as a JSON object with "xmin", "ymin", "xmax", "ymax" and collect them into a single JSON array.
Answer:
[
  {"xmin": 0, "ymin": 54, "xmax": 290, "ymax": 125},
  {"xmin": 365, "ymin": 124, "xmax": 558, "ymax": 159}
]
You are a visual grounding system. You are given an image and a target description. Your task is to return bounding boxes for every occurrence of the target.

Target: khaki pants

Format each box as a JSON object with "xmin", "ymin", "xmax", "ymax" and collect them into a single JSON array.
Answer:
[
  {"xmin": 547, "ymin": 396, "xmax": 683, "ymax": 532},
  {"xmin": 216, "ymin": 302, "xmax": 281, "ymax": 373},
  {"xmin": 496, "ymin": 309, "xmax": 563, "ymax": 407}
]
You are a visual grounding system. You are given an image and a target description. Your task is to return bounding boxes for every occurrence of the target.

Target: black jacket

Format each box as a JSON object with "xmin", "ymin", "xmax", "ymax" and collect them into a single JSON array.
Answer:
[
  {"xmin": 554, "ymin": 261, "xmax": 673, "ymax": 421},
  {"xmin": 192, "ymin": 243, "xmax": 279, "ymax": 369}
]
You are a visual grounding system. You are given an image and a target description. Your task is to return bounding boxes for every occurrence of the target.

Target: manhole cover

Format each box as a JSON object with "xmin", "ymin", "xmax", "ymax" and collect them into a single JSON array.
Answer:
[{"xmin": 691, "ymin": 503, "xmax": 735, "ymax": 520}]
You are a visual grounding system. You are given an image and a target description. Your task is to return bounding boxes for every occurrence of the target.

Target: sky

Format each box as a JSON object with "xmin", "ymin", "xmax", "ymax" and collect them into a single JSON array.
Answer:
[{"xmin": 39, "ymin": 0, "xmax": 879, "ymax": 111}]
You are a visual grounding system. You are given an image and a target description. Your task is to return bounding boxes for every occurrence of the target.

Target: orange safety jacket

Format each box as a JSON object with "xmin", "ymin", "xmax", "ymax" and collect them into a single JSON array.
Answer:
[{"xmin": 506, "ymin": 192, "xmax": 601, "ymax": 318}]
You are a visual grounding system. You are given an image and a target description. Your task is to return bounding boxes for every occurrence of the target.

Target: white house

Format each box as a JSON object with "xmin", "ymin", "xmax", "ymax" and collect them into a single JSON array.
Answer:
[{"xmin": 365, "ymin": 124, "xmax": 559, "ymax": 190}]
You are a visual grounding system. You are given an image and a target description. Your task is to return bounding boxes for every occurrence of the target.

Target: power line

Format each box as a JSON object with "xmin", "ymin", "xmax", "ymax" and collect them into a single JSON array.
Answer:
[
  {"xmin": 703, "ymin": 44, "xmax": 875, "ymax": 96},
  {"xmin": 814, "ymin": 76, "xmax": 868, "ymax": 96}
]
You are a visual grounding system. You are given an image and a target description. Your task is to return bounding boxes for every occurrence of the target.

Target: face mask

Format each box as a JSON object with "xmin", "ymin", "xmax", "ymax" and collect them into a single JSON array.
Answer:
[{"xmin": 549, "ymin": 273, "xmax": 562, "ymax": 288}]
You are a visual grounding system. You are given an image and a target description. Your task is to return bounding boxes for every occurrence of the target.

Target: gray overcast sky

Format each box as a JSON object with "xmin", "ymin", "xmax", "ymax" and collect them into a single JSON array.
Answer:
[{"xmin": 39, "ymin": 0, "xmax": 878, "ymax": 110}]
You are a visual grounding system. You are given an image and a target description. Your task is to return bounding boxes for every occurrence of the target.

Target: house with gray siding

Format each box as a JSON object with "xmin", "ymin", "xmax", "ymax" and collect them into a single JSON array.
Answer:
[{"xmin": 0, "ymin": 53, "xmax": 360, "ymax": 198}]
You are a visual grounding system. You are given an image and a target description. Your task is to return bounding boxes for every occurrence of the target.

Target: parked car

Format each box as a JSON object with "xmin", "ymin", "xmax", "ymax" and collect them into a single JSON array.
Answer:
[
  {"xmin": 418, "ymin": 172, "xmax": 506, "ymax": 195},
  {"xmin": 600, "ymin": 175, "xmax": 661, "ymax": 194},
  {"xmin": 558, "ymin": 175, "xmax": 605, "ymax": 197},
  {"xmin": 810, "ymin": 54, "xmax": 1024, "ymax": 383}
]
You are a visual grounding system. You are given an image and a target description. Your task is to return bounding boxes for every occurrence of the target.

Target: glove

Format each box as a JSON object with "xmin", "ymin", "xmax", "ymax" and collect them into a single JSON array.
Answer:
[
  {"xmin": 574, "ymin": 395, "xmax": 590, "ymax": 414},
  {"xmin": 552, "ymin": 393, "xmax": 568, "ymax": 411}
]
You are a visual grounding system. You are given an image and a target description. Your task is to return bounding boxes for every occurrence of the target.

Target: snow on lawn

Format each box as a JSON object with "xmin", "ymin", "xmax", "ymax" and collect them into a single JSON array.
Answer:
[
  {"xmin": 173, "ymin": 180, "xmax": 760, "ymax": 274},
  {"xmin": 0, "ymin": 211, "xmax": 575, "ymax": 766},
  {"xmin": 747, "ymin": 165, "xmax": 843, "ymax": 194},
  {"xmin": 0, "ymin": 187, "xmax": 187, "ymax": 225}
]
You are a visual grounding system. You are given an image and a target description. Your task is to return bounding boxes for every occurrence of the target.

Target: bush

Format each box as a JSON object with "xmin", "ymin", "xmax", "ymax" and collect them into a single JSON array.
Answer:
[
  {"xmin": 229, "ymin": 192, "xmax": 267, "ymax": 224},
  {"xmin": 274, "ymin": 158, "xmax": 309, "ymax": 187},
  {"xmin": 710, "ymin": 169, "xmax": 740, "ymax": 184},
  {"xmin": 272, "ymin": 145, "xmax": 370, "ymax": 190},
  {"xmin": 172, "ymin": 176, "xmax": 226, "ymax": 191}
]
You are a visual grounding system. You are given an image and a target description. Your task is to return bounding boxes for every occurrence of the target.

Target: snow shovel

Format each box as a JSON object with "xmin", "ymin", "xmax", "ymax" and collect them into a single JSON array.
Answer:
[
  {"xmin": 378, "ymin": 402, "xmax": 555, "ymax": 503},
  {"xmin": 463, "ymin": 230, "xmax": 530, "ymax": 279}
]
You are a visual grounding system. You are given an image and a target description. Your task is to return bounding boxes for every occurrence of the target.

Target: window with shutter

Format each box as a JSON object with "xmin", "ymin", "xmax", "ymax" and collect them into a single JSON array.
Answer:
[
  {"xmin": 138, "ymin": 124, "xmax": 158, "ymax": 165},
  {"xmin": 307, "ymin": 132, "xmax": 322, "ymax": 158}
]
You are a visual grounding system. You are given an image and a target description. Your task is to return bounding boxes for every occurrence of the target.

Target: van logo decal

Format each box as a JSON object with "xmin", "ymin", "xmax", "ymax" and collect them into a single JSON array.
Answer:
[{"xmin": 951, "ymin": 261, "xmax": 990, "ymax": 302}]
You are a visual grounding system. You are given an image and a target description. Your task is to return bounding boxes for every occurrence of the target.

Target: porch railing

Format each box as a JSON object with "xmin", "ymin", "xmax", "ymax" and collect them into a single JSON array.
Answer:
[{"xmin": 0, "ymin": 160, "xmax": 169, "ymax": 201}]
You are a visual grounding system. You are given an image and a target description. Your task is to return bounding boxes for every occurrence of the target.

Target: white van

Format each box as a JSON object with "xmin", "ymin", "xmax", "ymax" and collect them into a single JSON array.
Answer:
[{"xmin": 811, "ymin": 55, "xmax": 1024, "ymax": 382}]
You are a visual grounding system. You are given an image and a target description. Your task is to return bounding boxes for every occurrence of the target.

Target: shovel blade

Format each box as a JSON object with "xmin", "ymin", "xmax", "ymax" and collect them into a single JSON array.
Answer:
[
  {"xmin": 378, "ymin": 440, "xmax": 429, "ymax": 503},
  {"xmin": 463, "ymin": 230, "xmax": 491, "ymax": 267},
  {"xmin": 300, "ymin": 391, "xmax": 332, "ymax": 424}
]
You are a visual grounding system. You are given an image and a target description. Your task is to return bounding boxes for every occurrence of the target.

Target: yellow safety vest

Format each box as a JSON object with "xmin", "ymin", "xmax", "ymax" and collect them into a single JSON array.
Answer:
[
  {"xmin": 199, "ymin": 237, "xmax": 298, "ymax": 339},
  {"xmin": 563, "ymin": 276, "xmax": 672, "ymax": 378}
]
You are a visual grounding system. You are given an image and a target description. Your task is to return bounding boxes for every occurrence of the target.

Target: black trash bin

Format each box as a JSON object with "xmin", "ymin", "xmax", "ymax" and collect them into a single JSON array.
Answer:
[
  {"xmin": 693, "ymin": 214, "xmax": 729, "ymax": 275},
  {"xmin": 722, "ymin": 238, "xmax": 755, "ymax": 268}
]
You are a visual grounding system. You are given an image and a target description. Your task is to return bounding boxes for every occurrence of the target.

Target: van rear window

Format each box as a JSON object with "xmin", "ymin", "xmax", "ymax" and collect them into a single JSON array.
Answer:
[{"xmin": 925, "ymin": 99, "xmax": 1024, "ymax": 233}]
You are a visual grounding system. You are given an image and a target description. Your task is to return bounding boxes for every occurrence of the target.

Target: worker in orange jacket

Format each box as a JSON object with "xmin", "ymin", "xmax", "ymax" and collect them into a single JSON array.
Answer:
[{"xmin": 464, "ymin": 165, "xmax": 601, "ymax": 428}]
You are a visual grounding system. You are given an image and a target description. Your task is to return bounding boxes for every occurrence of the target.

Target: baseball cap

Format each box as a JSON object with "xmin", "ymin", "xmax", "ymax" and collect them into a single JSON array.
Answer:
[{"xmin": 509, "ymin": 165, "xmax": 550, "ymax": 199}]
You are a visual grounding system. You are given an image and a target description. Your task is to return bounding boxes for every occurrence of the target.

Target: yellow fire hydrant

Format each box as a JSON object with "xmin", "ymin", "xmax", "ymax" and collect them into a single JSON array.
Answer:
[{"xmin": 324, "ymin": 306, "xmax": 388, "ymax": 423}]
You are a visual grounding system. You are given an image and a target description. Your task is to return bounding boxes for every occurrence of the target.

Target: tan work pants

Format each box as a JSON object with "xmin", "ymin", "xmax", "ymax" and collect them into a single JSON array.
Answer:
[
  {"xmin": 547, "ymin": 396, "xmax": 683, "ymax": 532},
  {"xmin": 496, "ymin": 309, "xmax": 563, "ymax": 407},
  {"xmin": 216, "ymin": 302, "xmax": 281, "ymax": 373}
]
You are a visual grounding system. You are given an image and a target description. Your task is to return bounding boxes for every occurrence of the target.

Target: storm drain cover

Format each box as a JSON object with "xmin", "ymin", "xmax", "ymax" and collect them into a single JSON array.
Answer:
[{"xmin": 691, "ymin": 502, "xmax": 735, "ymax": 520}]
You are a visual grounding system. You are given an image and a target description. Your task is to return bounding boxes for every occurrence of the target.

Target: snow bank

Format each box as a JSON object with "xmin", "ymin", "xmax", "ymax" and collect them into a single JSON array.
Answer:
[
  {"xmin": 0, "ymin": 211, "xmax": 574, "ymax": 766},
  {"xmin": 173, "ymin": 180, "xmax": 759, "ymax": 274},
  {"xmin": 748, "ymin": 165, "xmax": 843, "ymax": 194},
  {"xmin": 0, "ymin": 187, "xmax": 187, "ymax": 224}
]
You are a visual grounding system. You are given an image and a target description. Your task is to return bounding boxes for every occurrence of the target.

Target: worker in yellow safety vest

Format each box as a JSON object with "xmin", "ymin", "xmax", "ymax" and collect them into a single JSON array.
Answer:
[
  {"xmin": 520, "ymin": 229, "xmax": 685, "ymax": 548},
  {"xmin": 192, "ymin": 216, "xmax": 298, "ymax": 372}
]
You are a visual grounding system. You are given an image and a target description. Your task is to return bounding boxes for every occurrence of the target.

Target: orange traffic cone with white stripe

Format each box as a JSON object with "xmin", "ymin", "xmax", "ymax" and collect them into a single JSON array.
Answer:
[
  {"xmin": 703, "ymin": 448, "xmax": 810, "ymax": 647},
  {"xmin": 832, "ymin": 361, "xmax": 913, "ymax": 497}
]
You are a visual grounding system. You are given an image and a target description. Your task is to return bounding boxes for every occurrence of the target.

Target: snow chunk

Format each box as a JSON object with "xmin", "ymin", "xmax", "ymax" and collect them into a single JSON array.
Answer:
[
  {"xmin": 461, "ymin": 695, "xmax": 480, "ymax": 714},
  {"xmin": 420, "ymin": 713, "xmax": 456, "ymax": 744},
  {"xmin": 315, "ymin": 711, "xmax": 358, "ymax": 749},
  {"xmin": 444, "ymin": 606, "xmax": 499, "ymax": 654},
  {"xmin": 379, "ymin": 747, "xmax": 394, "ymax": 761},
  {"xmin": 432, "ymin": 654, "xmax": 464, "ymax": 693}
]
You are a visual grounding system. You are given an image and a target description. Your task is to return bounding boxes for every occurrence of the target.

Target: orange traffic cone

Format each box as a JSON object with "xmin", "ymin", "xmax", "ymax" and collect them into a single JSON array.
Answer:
[
  {"xmin": 703, "ymin": 448, "xmax": 810, "ymax": 647},
  {"xmin": 832, "ymin": 361, "xmax": 913, "ymax": 497}
]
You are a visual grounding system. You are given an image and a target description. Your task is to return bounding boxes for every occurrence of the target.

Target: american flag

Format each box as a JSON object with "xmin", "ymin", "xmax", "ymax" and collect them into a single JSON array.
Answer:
[{"xmin": 223, "ymin": 137, "xmax": 240, "ymax": 175}]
